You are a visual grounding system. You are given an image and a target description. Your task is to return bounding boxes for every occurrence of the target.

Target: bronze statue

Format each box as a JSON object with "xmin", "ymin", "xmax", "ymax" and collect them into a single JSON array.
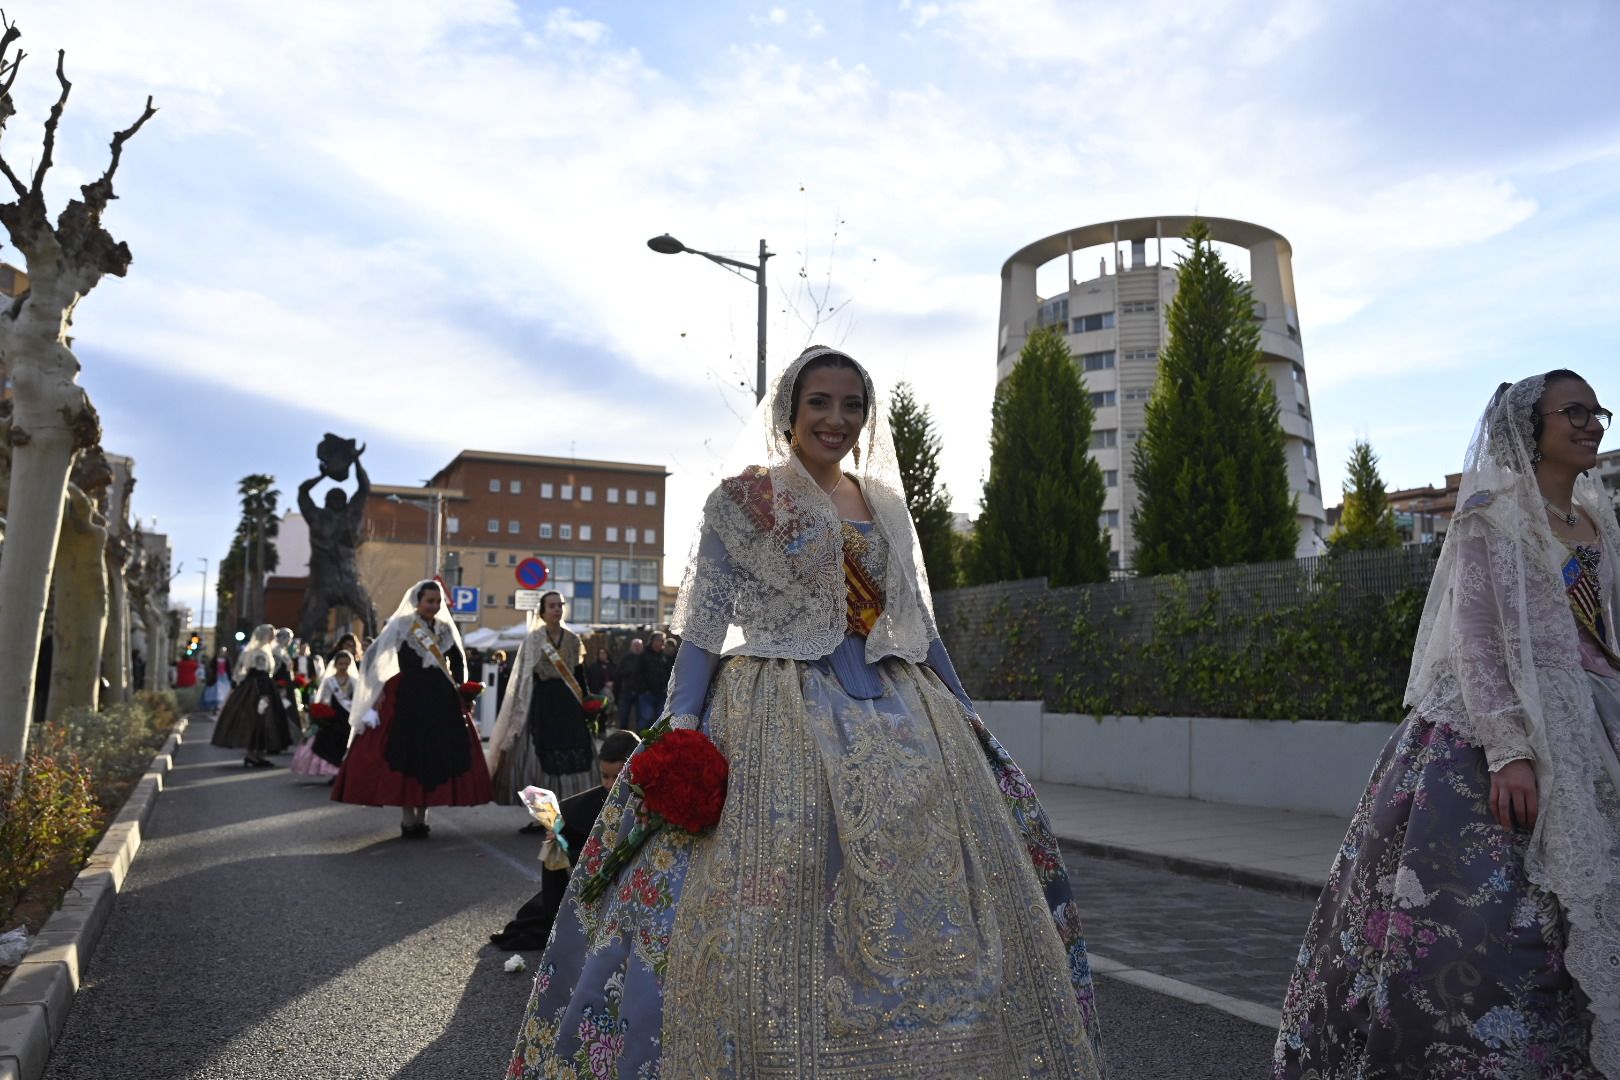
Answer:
[{"xmin": 296, "ymin": 435, "xmax": 379, "ymax": 643}]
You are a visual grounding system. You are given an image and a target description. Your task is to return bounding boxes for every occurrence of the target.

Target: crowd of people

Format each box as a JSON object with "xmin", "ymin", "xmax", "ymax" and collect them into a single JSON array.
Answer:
[{"xmin": 183, "ymin": 354, "xmax": 1618, "ymax": 1078}]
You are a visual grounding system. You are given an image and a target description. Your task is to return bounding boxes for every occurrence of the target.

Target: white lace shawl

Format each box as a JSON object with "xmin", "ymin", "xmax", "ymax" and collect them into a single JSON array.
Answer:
[
  {"xmin": 670, "ymin": 346, "xmax": 936, "ymax": 664},
  {"xmin": 234, "ymin": 624, "xmax": 276, "ymax": 681},
  {"xmin": 314, "ymin": 672, "xmax": 355, "ymax": 712},
  {"xmin": 1406, "ymin": 374, "xmax": 1620, "ymax": 1070},
  {"xmin": 347, "ymin": 579, "xmax": 466, "ymax": 735}
]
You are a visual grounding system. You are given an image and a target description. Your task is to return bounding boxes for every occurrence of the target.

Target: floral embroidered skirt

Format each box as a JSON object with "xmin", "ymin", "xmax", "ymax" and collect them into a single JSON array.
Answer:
[
  {"xmin": 506, "ymin": 656, "xmax": 1106, "ymax": 1079},
  {"xmin": 1274, "ymin": 713, "xmax": 1601, "ymax": 1078}
]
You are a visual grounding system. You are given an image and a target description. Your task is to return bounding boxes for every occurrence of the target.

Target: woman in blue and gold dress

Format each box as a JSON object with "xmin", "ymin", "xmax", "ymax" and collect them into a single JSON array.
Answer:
[{"xmin": 505, "ymin": 347, "xmax": 1105, "ymax": 1079}]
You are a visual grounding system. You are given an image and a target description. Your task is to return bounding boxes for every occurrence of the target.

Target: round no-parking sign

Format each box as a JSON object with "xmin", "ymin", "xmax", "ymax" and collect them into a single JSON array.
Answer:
[{"xmin": 515, "ymin": 557, "xmax": 549, "ymax": 589}]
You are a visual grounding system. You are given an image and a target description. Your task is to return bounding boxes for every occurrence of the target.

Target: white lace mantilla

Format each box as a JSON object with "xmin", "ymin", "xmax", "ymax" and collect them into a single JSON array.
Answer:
[{"xmin": 670, "ymin": 347, "xmax": 937, "ymax": 664}]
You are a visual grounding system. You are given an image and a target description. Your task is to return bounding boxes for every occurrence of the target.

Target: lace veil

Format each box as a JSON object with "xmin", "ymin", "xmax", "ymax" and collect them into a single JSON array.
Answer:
[
  {"xmin": 1405, "ymin": 373, "xmax": 1620, "ymax": 1070},
  {"xmin": 670, "ymin": 345, "xmax": 936, "ymax": 663},
  {"xmin": 348, "ymin": 578, "xmax": 466, "ymax": 734},
  {"xmin": 234, "ymin": 623, "xmax": 276, "ymax": 680}
]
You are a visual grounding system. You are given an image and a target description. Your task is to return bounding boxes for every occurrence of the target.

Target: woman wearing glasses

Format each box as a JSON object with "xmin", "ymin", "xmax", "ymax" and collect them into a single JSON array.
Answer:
[{"xmin": 1276, "ymin": 370, "xmax": 1619, "ymax": 1077}]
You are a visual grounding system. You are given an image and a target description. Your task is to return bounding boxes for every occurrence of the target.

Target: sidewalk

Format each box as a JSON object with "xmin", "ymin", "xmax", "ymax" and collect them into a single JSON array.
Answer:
[{"xmin": 1032, "ymin": 780, "xmax": 1347, "ymax": 900}]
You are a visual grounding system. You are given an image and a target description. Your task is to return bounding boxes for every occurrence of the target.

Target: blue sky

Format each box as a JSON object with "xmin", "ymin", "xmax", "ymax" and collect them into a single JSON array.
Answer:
[{"xmin": 8, "ymin": 0, "xmax": 1620, "ymax": 621}]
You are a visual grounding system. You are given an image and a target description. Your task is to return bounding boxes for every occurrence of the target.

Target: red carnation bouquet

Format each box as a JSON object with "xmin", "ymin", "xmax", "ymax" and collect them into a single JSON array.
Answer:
[
  {"xmin": 294, "ymin": 674, "xmax": 310, "ymax": 689},
  {"xmin": 308, "ymin": 702, "xmax": 337, "ymax": 724},
  {"xmin": 459, "ymin": 680, "xmax": 485, "ymax": 701},
  {"xmin": 577, "ymin": 719, "xmax": 729, "ymax": 902}
]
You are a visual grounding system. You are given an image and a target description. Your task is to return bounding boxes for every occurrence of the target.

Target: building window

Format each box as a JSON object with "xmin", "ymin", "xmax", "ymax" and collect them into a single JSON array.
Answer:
[
  {"xmin": 1100, "ymin": 510, "xmax": 1120, "ymax": 529},
  {"xmin": 1104, "ymin": 470, "xmax": 1119, "ymax": 487},
  {"xmin": 574, "ymin": 556, "xmax": 594, "ymax": 578},
  {"xmin": 1303, "ymin": 442, "xmax": 1316, "ymax": 462},
  {"xmin": 579, "ymin": 524, "xmax": 592, "ymax": 541},
  {"xmin": 507, "ymin": 553, "xmax": 518, "ymax": 566},
  {"xmin": 607, "ymin": 488, "xmax": 620, "ymax": 503},
  {"xmin": 1122, "ymin": 387, "xmax": 1151, "ymax": 401},
  {"xmin": 540, "ymin": 482, "xmax": 554, "ymax": 499},
  {"xmin": 1307, "ymin": 479, "xmax": 1319, "ymax": 496},
  {"xmin": 626, "ymin": 527, "xmax": 638, "ymax": 544},
  {"xmin": 486, "ymin": 518, "xmax": 499, "ymax": 533},
  {"xmin": 606, "ymin": 526, "xmax": 619, "ymax": 542},
  {"xmin": 602, "ymin": 559, "xmax": 620, "ymax": 583},
  {"xmin": 488, "ymin": 478, "xmax": 501, "ymax": 493},
  {"xmin": 1298, "ymin": 403, "xmax": 1309, "ymax": 418},
  {"xmin": 1090, "ymin": 429, "xmax": 1118, "ymax": 449},
  {"xmin": 627, "ymin": 489, "xmax": 639, "ymax": 505},
  {"xmin": 446, "ymin": 516, "xmax": 460, "ymax": 534},
  {"xmin": 1071, "ymin": 311, "xmax": 1115, "ymax": 334},
  {"xmin": 486, "ymin": 551, "xmax": 497, "ymax": 565},
  {"xmin": 1291, "ymin": 364, "xmax": 1304, "ymax": 383},
  {"xmin": 1123, "ymin": 349, "xmax": 1157, "ymax": 363},
  {"xmin": 539, "ymin": 523, "xmax": 553, "ymax": 539},
  {"xmin": 581, "ymin": 486, "xmax": 593, "ymax": 502},
  {"xmin": 1108, "ymin": 549, "xmax": 1120, "ymax": 569},
  {"xmin": 645, "ymin": 490, "xmax": 657, "ymax": 506},
  {"xmin": 509, "ymin": 480, "xmax": 522, "ymax": 494},
  {"xmin": 645, "ymin": 528, "xmax": 656, "ymax": 545},
  {"xmin": 1081, "ymin": 351, "xmax": 1115, "ymax": 372},
  {"xmin": 1121, "ymin": 300, "xmax": 1156, "ymax": 313},
  {"xmin": 601, "ymin": 597, "xmax": 620, "ymax": 621},
  {"xmin": 636, "ymin": 560, "xmax": 659, "ymax": 584},
  {"xmin": 573, "ymin": 598, "xmax": 594, "ymax": 621},
  {"xmin": 485, "ymin": 592, "xmax": 497, "ymax": 606},
  {"xmin": 561, "ymin": 484, "xmax": 574, "ymax": 500},
  {"xmin": 507, "ymin": 520, "xmax": 520, "ymax": 535},
  {"xmin": 1090, "ymin": 390, "xmax": 1117, "ymax": 409},
  {"xmin": 560, "ymin": 524, "xmax": 573, "ymax": 540},
  {"xmin": 555, "ymin": 558, "xmax": 573, "ymax": 580},
  {"xmin": 507, "ymin": 594, "xmax": 517, "ymax": 608}
]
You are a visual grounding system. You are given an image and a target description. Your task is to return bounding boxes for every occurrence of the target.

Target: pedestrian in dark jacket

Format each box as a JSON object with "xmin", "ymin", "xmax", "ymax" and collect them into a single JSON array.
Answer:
[{"xmin": 614, "ymin": 639, "xmax": 644, "ymax": 730}]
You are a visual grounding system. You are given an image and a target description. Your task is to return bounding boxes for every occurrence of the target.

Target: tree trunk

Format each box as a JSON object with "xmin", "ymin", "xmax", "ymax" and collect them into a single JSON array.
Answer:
[
  {"xmin": 0, "ymin": 318, "xmax": 93, "ymax": 760},
  {"xmin": 46, "ymin": 484, "xmax": 107, "ymax": 724},
  {"xmin": 101, "ymin": 539, "xmax": 130, "ymax": 705},
  {"xmin": 253, "ymin": 510, "xmax": 266, "ymax": 626}
]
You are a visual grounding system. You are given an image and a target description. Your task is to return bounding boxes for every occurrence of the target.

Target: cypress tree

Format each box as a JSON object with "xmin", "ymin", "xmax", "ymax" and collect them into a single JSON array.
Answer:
[
  {"xmin": 1131, "ymin": 220, "xmax": 1298, "ymax": 574},
  {"xmin": 1329, "ymin": 440, "xmax": 1402, "ymax": 551},
  {"xmin": 966, "ymin": 328, "xmax": 1110, "ymax": 587},
  {"xmin": 888, "ymin": 381, "xmax": 959, "ymax": 590}
]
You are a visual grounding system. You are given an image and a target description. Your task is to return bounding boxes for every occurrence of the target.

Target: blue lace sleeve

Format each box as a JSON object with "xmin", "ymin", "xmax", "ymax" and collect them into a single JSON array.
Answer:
[{"xmin": 667, "ymin": 640, "xmax": 721, "ymax": 720}]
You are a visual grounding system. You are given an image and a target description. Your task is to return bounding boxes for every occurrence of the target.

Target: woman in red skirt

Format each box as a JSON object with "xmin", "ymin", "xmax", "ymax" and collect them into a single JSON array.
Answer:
[{"xmin": 333, "ymin": 579, "xmax": 492, "ymax": 836}]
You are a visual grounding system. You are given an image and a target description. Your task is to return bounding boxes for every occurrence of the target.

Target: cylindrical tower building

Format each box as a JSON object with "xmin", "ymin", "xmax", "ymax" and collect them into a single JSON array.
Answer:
[{"xmin": 997, "ymin": 216, "xmax": 1326, "ymax": 569}]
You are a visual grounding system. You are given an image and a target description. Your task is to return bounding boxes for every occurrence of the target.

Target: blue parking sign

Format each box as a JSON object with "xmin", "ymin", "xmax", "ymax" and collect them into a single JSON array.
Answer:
[{"xmin": 450, "ymin": 586, "xmax": 480, "ymax": 615}]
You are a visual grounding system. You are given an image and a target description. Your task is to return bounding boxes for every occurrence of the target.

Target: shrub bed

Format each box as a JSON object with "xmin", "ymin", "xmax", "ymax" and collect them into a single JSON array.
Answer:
[{"xmin": 0, "ymin": 691, "xmax": 183, "ymax": 943}]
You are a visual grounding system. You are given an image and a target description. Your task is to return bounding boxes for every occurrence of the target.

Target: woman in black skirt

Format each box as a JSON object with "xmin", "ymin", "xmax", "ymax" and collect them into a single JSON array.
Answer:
[
  {"xmin": 291, "ymin": 649, "xmax": 356, "ymax": 779},
  {"xmin": 211, "ymin": 623, "xmax": 294, "ymax": 767}
]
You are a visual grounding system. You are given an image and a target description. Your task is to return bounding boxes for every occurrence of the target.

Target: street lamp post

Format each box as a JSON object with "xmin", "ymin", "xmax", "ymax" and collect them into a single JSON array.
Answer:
[
  {"xmin": 198, "ymin": 556, "xmax": 209, "ymax": 642},
  {"xmin": 388, "ymin": 492, "xmax": 444, "ymax": 579},
  {"xmin": 647, "ymin": 233, "xmax": 772, "ymax": 404}
]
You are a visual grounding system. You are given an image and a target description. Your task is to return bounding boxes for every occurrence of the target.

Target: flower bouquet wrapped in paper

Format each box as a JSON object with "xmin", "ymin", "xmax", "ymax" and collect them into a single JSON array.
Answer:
[
  {"xmin": 577, "ymin": 719, "xmax": 729, "ymax": 902},
  {"xmin": 459, "ymin": 680, "xmax": 485, "ymax": 702},
  {"xmin": 520, "ymin": 786, "xmax": 571, "ymax": 871}
]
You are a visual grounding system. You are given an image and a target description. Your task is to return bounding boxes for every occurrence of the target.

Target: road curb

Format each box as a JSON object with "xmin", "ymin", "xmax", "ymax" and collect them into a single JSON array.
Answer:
[
  {"xmin": 1057, "ymin": 834, "xmax": 1327, "ymax": 902},
  {"xmin": 0, "ymin": 715, "xmax": 192, "ymax": 1080}
]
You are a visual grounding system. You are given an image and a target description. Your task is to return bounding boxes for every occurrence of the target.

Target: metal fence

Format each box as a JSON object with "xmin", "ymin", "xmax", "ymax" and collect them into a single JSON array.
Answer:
[{"xmin": 933, "ymin": 543, "xmax": 1441, "ymax": 721}]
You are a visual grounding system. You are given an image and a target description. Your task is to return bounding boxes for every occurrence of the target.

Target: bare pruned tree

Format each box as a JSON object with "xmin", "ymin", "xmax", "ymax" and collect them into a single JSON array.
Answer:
[{"xmin": 0, "ymin": 16, "xmax": 156, "ymax": 761}]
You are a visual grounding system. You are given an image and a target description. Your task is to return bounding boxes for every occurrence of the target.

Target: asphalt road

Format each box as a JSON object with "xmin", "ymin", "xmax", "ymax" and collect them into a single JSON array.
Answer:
[{"xmin": 42, "ymin": 718, "xmax": 1301, "ymax": 1079}]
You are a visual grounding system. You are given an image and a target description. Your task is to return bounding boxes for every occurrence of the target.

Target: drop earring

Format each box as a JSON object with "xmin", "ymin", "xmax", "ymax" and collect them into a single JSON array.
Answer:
[
  {"xmin": 1531, "ymin": 448, "xmax": 1544, "ymax": 471},
  {"xmin": 852, "ymin": 443, "xmax": 861, "ymax": 468}
]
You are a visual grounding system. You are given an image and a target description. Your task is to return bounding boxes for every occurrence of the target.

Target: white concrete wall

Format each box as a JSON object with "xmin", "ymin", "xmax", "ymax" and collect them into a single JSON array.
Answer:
[{"xmin": 978, "ymin": 701, "xmax": 1397, "ymax": 818}]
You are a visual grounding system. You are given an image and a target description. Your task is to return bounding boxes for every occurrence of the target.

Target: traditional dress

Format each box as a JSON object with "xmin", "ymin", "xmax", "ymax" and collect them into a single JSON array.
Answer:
[
  {"xmin": 491, "ymin": 783, "xmax": 611, "ymax": 952},
  {"xmin": 487, "ymin": 623, "xmax": 598, "ymax": 804},
  {"xmin": 201, "ymin": 655, "xmax": 232, "ymax": 711},
  {"xmin": 332, "ymin": 584, "xmax": 494, "ymax": 808},
  {"xmin": 1276, "ymin": 375, "xmax": 1620, "ymax": 1078},
  {"xmin": 291, "ymin": 668, "xmax": 355, "ymax": 778},
  {"xmin": 211, "ymin": 625, "xmax": 295, "ymax": 757},
  {"xmin": 506, "ymin": 347, "xmax": 1105, "ymax": 1080}
]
